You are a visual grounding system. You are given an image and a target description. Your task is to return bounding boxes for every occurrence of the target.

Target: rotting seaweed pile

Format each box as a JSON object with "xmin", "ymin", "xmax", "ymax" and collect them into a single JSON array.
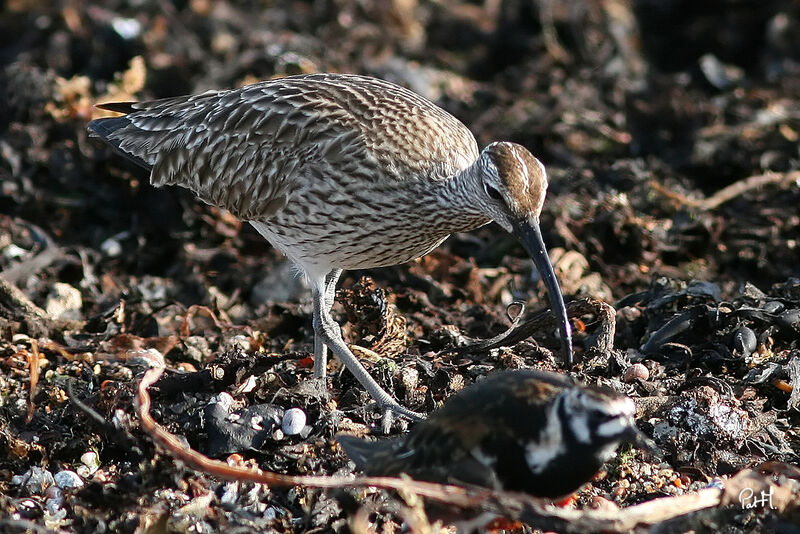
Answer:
[{"xmin": 1, "ymin": 1, "xmax": 799, "ymax": 532}]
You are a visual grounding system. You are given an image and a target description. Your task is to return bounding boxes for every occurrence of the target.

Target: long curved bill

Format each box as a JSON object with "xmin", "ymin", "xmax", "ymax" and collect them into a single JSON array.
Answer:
[{"xmin": 512, "ymin": 218, "xmax": 573, "ymax": 365}]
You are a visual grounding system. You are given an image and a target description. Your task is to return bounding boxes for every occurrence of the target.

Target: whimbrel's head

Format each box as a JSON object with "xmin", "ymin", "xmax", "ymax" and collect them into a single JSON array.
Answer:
[{"xmin": 476, "ymin": 142, "xmax": 573, "ymax": 364}]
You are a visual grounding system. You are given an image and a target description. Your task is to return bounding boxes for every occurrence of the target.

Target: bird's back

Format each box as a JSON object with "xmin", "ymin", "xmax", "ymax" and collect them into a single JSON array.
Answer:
[
  {"xmin": 338, "ymin": 370, "xmax": 571, "ymax": 489},
  {"xmin": 88, "ymin": 74, "xmax": 479, "ymax": 221}
]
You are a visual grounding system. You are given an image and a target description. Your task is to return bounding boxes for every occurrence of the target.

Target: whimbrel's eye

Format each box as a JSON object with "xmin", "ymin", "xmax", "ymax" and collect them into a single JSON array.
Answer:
[{"xmin": 485, "ymin": 186, "xmax": 504, "ymax": 203}]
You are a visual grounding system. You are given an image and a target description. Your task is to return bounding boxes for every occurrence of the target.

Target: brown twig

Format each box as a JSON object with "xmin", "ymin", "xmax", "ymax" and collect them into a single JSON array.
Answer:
[
  {"xmin": 180, "ymin": 304, "xmax": 237, "ymax": 337},
  {"xmin": 0, "ymin": 275, "xmax": 51, "ymax": 324},
  {"xmin": 448, "ymin": 298, "xmax": 614, "ymax": 357},
  {"xmin": 0, "ymin": 220, "xmax": 64, "ymax": 284},
  {"xmin": 25, "ymin": 339, "xmax": 40, "ymax": 424},
  {"xmin": 538, "ymin": 0, "xmax": 572, "ymax": 63},
  {"xmin": 650, "ymin": 171, "xmax": 800, "ymax": 212}
]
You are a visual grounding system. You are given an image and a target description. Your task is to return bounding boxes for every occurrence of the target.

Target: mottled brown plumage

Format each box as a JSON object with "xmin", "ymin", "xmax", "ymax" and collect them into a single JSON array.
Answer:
[{"xmin": 88, "ymin": 74, "xmax": 573, "ymax": 422}]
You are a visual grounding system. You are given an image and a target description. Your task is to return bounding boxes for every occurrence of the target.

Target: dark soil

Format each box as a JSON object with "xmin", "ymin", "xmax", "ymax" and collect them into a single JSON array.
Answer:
[{"xmin": 1, "ymin": 1, "xmax": 799, "ymax": 533}]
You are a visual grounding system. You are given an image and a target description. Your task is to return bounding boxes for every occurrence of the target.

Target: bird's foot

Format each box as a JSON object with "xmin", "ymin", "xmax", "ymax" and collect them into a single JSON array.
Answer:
[
  {"xmin": 359, "ymin": 398, "xmax": 425, "ymax": 433},
  {"xmin": 378, "ymin": 400, "xmax": 424, "ymax": 432},
  {"xmin": 388, "ymin": 402, "xmax": 425, "ymax": 422}
]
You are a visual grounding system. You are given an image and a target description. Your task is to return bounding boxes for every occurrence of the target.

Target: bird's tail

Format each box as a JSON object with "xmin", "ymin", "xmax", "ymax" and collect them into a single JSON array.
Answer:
[
  {"xmin": 336, "ymin": 434, "xmax": 398, "ymax": 472},
  {"xmin": 88, "ymin": 104, "xmax": 155, "ymax": 171}
]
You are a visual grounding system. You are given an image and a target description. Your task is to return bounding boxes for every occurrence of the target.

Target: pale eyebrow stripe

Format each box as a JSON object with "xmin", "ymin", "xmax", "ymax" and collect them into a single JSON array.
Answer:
[{"xmin": 511, "ymin": 146, "xmax": 530, "ymax": 190}]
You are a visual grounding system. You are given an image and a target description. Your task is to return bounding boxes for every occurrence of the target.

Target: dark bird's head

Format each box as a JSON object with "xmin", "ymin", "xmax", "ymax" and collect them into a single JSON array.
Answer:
[
  {"xmin": 537, "ymin": 382, "xmax": 657, "ymax": 467},
  {"xmin": 476, "ymin": 142, "xmax": 572, "ymax": 363}
]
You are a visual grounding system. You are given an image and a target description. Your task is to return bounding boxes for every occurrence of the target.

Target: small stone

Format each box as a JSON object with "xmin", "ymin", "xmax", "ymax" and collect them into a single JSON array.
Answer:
[
  {"xmin": 777, "ymin": 309, "xmax": 800, "ymax": 331},
  {"xmin": 212, "ymin": 392, "xmax": 235, "ymax": 411},
  {"xmin": 45, "ymin": 283, "xmax": 82, "ymax": 320},
  {"xmin": 623, "ymin": 363, "xmax": 649, "ymax": 382},
  {"xmin": 111, "ymin": 16, "xmax": 142, "ymax": 40},
  {"xmin": 282, "ymin": 408, "xmax": 306, "ymax": 436},
  {"xmin": 100, "ymin": 236, "xmax": 123, "ymax": 257},
  {"xmin": 45, "ymin": 486, "xmax": 63, "ymax": 514},
  {"xmin": 398, "ymin": 366, "xmax": 419, "ymax": 391},
  {"xmin": 731, "ymin": 326, "xmax": 757, "ymax": 356},
  {"xmin": 182, "ymin": 336, "xmax": 211, "ymax": 363},
  {"xmin": 250, "ymin": 260, "xmax": 309, "ymax": 304},
  {"xmin": 54, "ymin": 470, "xmax": 84, "ymax": 489},
  {"xmin": 12, "ymin": 466, "xmax": 54, "ymax": 494},
  {"xmin": 222, "ymin": 334, "xmax": 251, "ymax": 352},
  {"xmin": 79, "ymin": 451, "xmax": 99, "ymax": 475}
]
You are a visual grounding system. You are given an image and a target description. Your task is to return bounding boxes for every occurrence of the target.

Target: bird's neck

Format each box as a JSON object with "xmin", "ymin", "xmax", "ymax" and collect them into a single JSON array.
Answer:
[{"xmin": 426, "ymin": 164, "xmax": 492, "ymax": 234}]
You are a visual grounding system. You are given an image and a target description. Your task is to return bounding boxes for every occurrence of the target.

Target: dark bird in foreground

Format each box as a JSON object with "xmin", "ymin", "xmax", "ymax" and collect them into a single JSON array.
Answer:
[
  {"xmin": 88, "ymin": 73, "xmax": 573, "ymax": 422},
  {"xmin": 337, "ymin": 369, "xmax": 657, "ymax": 499}
]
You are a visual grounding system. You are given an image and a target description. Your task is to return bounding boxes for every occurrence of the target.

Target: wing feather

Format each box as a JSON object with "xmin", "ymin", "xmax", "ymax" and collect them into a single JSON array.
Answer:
[{"xmin": 88, "ymin": 74, "xmax": 479, "ymax": 220}]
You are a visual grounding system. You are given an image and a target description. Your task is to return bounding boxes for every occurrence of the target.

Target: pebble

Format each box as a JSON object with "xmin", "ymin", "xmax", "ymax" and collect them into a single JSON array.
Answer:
[
  {"xmin": 12, "ymin": 466, "xmax": 54, "ymax": 493},
  {"xmin": 45, "ymin": 486, "xmax": 63, "ymax": 514},
  {"xmin": 100, "ymin": 235, "xmax": 123, "ymax": 257},
  {"xmin": 282, "ymin": 408, "xmax": 306, "ymax": 436},
  {"xmin": 54, "ymin": 470, "xmax": 84, "ymax": 489},
  {"xmin": 623, "ymin": 363, "xmax": 649, "ymax": 382},
  {"xmin": 76, "ymin": 451, "xmax": 99, "ymax": 477},
  {"xmin": 731, "ymin": 325, "xmax": 757, "ymax": 356},
  {"xmin": 250, "ymin": 259, "xmax": 309, "ymax": 304},
  {"xmin": 212, "ymin": 392, "xmax": 235, "ymax": 411},
  {"xmin": 45, "ymin": 283, "xmax": 82, "ymax": 320},
  {"xmin": 398, "ymin": 366, "xmax": 419, "ymax": 390},
  {"xmin": 777, "ymin": 309, "xmax": 800, "ymax": 330},
  {"xmin": 111, "ymin": 17, "xmax": 142, "ymax": 40},
  {"xmin": 182, "ymin": 336, "xmax": 211, "ymax": 363},
  {"xmin": 222, "ymin": 334, "xmax": 251, "ymax": 352},
  {"xmin": 3, "ymin": 243, "xmax": 27, "ymax": 259}
]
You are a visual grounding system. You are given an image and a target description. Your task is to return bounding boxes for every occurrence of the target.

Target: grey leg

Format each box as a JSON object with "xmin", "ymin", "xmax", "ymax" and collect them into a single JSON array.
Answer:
[
  {"xmin": 313, "ymin": 269, "xmax": 342, "ymax": 378},
  {"xmin": 311, "ymin": 277, "xmax": 424, "ymax": 423}
]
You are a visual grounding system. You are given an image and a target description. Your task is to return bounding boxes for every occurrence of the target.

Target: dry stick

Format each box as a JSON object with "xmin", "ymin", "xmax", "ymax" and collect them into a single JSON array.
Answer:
[
  {"xmin": 0, "ymin": 274, "xmax": 50, "ymax": 323},
  {"xmin": 450, "ymin": 298, "xmax": 612, "ymax": 357},
  {"xmin": 650, "ymin": 170, "xmax": 800, "ymax": 212},
  {"xmin": 538, "ymin": 0, "xmax": 572, "ymax": 63},
  {"xmin": 0, "ymin": 220, "xmax": 63, "ymax": 284},
  {"xmin": 527, "ymin": 489, "xmax": 723, "ymax": 532},
  {"xmin": 25, "ymin": 339, "xmax": 40, "ymax": 423},
  {"xmin": 134, "ymin": 358, "xmax": 744, "ymax": 532},
  {"xmin": 180, "ymin": 304, "xmax": 238, "ymax": 337}
]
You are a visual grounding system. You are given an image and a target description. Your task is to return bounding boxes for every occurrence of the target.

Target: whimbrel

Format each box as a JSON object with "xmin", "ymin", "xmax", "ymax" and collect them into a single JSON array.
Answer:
[{"xmin": 88, "ymin": 73, "xmax": 573, "ymax": 422}]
